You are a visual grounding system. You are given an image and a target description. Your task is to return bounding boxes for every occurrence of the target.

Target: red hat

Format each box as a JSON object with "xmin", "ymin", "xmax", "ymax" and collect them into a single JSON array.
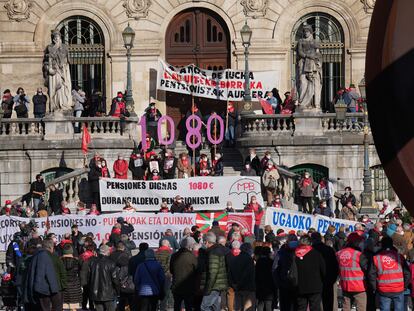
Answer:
[
  {"xmin": 117, "ymin": 92, "xmax": 123, "ymax": 98},
  {"xmin": 288, "ymin": 230, "xmax": 296, "ymax": 235},
  {"xmin": 5, "ymin": 200, "xmax": 11, "ymax": 205}
]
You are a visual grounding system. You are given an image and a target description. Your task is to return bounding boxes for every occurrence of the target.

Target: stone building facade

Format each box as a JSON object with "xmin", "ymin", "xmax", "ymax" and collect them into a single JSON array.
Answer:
[{"xmin": 0, "ymin": 0, "xmax": 393, "ymax": 207}]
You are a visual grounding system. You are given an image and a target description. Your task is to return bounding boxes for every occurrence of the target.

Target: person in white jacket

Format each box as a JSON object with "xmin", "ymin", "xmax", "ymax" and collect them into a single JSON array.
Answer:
[{"xmin": 317, "ymin": 177, "xmax": 335, "ymax": 211}]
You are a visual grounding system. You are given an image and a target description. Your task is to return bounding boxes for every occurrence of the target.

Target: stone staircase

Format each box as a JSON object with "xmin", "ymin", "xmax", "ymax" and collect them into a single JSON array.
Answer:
[{"xmin": 172, "ymin": 141, "xmax": 243, "ymax": 176}]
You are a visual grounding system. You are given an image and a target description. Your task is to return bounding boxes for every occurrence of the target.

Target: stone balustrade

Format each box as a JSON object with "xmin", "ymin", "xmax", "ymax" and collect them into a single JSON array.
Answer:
[
  {"xmin": 240, "ymin": 112, "xmax": 365, "ymax": 137},
  {"xmin": 0, "ymin": 116, "xmax": 139, "ymax": 140}
]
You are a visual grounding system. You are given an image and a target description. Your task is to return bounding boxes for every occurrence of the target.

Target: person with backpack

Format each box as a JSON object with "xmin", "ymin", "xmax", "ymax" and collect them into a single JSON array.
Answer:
[
  {"xmin": 275, "ymin": 233, "xmax": 299, "ymax": 311},
  {"xmin": 343, "ymin": 84, "xmax": 360, "ymax": 113},
  {"xmin": 336, "ymin": 232, "xmax": 368, "ymax": 311},
  {"xmin": 13, "ymin": 87, "xmax": 30, "ymax": 133}
]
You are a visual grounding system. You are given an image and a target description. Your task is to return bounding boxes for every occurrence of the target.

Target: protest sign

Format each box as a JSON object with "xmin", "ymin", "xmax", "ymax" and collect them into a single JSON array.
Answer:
[
  {"xmin": 0, "ymin": 213, "xmax": 197, "ymax": 251},
  {"xmin": 265, "ymin": 207, "xmax": 359, "ymax": 234},
  {"xmin": 99, "ymin": 176, "xmax": 264, "ymax": 212},
  {"xmin": 157, "ymin": 60, "xmax": 278, "ymax": 101}
]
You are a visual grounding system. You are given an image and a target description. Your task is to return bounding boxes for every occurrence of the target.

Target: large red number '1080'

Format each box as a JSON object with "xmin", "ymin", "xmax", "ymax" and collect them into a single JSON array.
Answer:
[{"xmin": 138, "ymin": 114, "xmax": 224, "ymax": 150}]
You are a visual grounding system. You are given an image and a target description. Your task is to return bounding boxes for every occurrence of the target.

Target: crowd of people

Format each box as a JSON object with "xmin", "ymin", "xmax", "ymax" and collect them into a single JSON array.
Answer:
[{"xmin": 2, "ymin": 206, "xmax": 414, "ymax": 311}]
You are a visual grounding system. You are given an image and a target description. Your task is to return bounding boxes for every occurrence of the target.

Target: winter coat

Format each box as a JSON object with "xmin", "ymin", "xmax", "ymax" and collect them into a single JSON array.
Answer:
[
  {"xmin": 244, "ymin": 203, "xmax": 264, "ymax": 226},
  {"xmin": 129, "ymin": 154, "xmax": 146, "ymax": 180},
  {"xmin": 155, "ymin": 246, "xmax": 172, "ymax": 274},
  {"xmin": 72, "ymin": 90, "xmax": 85, "ymax": 111},
  {"xmin": 88, "ymin": 255, "xmax": 119, "ymax": 302},
  {"xmin": 48, "ymin": 252, "xmax": 67, "ymax": 291},
  {"xmin": 226, "ymin": 251, "xmax": 255, "ymax": 291},
  {"xmin": 32, "ymin": 94, "xmax": 47, "ymax": 115},
  {"xmin": 88, "ymin": 165, "xmax": 101, "ymax": 193},
  {"xmin": 30, "ymin": 180, "xmax": 46, "ymax": 199},
  {"xmin": 298, "ymin": 177, "xmax": 317, "ymax": 197},
  {"xmin": 334, "ymin": 231, "xmax": 347, "ymax": 251},
  {"xmin": 48, "ymin": 188, "xmax": 63, "ymax": 215},
  {"xmin": 340, "ymin": 205, "xmax": 357, "ymax": 221},
  {"xmin": 113, "ymin": 159, "xmax": 129, "ymax": 179},
  {"xmin": 255, "ymin": 257, "xmax": 275, "ymax": 300},
  {"xmin": 13, "ymin": 94, "xmax": 30, "ymax": 118},
  {"xmin": 204, "ymin": 244, "xmax": 228, "ymax": 294},
  {"xmin": 161, "ymin": 156, "xmax": 177, "ymax": 179},
  {"xmin": 128, "ymin": 251, "xmax": 146, "ymax": 276},
  {"xmin": 404, "ymin": 230, "xmax": 414, "ymax": 251},
  {"xmin": 1, "ymin": 95, "xmax": 14, "ymax": 117},
  {"xmin": 340, "ymin": 193, "xmax": 357, "ymax": 207},
  {"xmin": 145, "ymin": 107, "xmax": 162, "ymax": 127},
  {"xmin": 177, "ymin": 159, "xmax": 192, "ymax": 178},
  {"xmin": 262, "ymin": 168, "xmax": 280, "ymax": 189},
  {"xmin": 295, "ymin": 246, "xmax": 326, "ymax": 295},
  {"xmin": 61, "ymin": 257, "xmax": 82, "ymax": 304},
  {"xmin": 170, "ymin": 248, "xmax": 198, "ymax": 295},
  {"xmin": 134, "ymin": 259, "xmax": 165, "ymax": 296},
  {"xmin": 245, "ymin": 155, "xmax": 261, "ymax": 176},
  {"xmin": 313, "ymin": 206, "xmax": 334, "ymax": 217},
  {"xmin": 208, "ymin": 226, "xmax": 226, "ymax": 238},
  {"xmin": 23, "ymin": 249, "xmax": 59, "ymax": 304},
  {"xmin": 159, "ymin": 236, "xmax": 179, "ymax": 252},
  {"xmin": 114, "ymin": 252, "xmax": 135, "ymax": 294},
  {"xmin": 241, "ymin": 168, "xmax": 257, "ymax": 176},
  {"xmin": 212, "ymin": 158, "xmax": 224, "ymax": 176},
  {"xmin": 317, "ymin": 181, "xmax": 334, "ymax": 200},
  {"xmin": 312, "ymin": 242, "xmax": 339, "ymax": 286},
  {"xmin": 171, "ymin": 202, "xmax": 186, "ymax": 214}
]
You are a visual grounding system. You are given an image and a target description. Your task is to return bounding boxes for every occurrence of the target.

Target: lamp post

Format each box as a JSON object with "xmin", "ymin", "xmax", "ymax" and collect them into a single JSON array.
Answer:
[
  {"xmin": 358, "ymin": 77, "xmax": 374, "ymax": 213},
  {"xmin": 122, "ymin": 23, "xmax": 135, "ymax": 113},
  {"xmin": 240, "ymin": 21, "xmax": 252, "ymax": 103}
]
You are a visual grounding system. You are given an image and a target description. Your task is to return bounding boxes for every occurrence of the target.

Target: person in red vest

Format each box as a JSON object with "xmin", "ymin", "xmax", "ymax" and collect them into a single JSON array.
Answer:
[
  {"xmin": 336, "ymin": 232, "xmax": 368, "ymax": 311},
  {"xmin": 113, "ymin": 153, "xmax": 128, "ymax": 179},
  {"xmin": 368, "ymin": 236, "xmax": 410, "ymax": 311},
  {"xmin": 244, "ymin": 196, "xmax": 264, "ymax": 241},
  {"xmin": 110, "ymin": 91, "xmax": 127, "ymax": 117}
]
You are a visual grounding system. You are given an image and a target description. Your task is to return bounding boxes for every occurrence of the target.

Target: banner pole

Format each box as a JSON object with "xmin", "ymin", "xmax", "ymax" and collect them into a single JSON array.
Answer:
[
  {"xmin": 192, "ymin": 94, "xmax": 196, "ymax": 176},
  {"xmin": 225, "ymin": 99, "xmax": 229, "ymax": 146}
]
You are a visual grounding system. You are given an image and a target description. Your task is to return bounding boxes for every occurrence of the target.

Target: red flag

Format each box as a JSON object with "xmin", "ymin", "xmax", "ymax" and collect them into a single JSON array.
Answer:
[
  {"xmin": 81, "ymin": 125, "xmax": 91, "ymax": 155},
  {"xmin": 258, "ymin": 97, "xmax": 274, "ymax": 115}
]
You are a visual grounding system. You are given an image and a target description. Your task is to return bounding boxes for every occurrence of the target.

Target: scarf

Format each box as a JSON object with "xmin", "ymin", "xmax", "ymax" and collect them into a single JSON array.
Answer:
[
  {"xmin": 302, "ymin": 177, "xmax": 312, "ymax": 188},
  {"xmin": 319, "ymin": 180, "xmax": 326, "ymax": 189},
  {"xmin": 182, "ymin": 159, "xmax": 189, "ymax": 167},
  {"xmin": 295, "ymin": 245, "xmax": 313, "ymax": 259},
  {"xmin": 101, "ymin": 166, "xmax": 109, "ymax": 177}
]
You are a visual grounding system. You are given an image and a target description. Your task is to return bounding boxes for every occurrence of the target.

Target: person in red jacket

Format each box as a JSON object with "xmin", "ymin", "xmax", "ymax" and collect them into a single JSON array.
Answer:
[
  {"xmin": 336, "ymin": 232, "xmax": 368, "ymax": 311},
  {"xmin": 113, "ymin": 154, "xmax": 129, "ymax": 179},
  {"xmin": 368, "ymin": 236, "xmax": 410, "ymax": 311},
  {"xmin": 244, "ymin": 196, "xmax": 264, "ymax": 241}
]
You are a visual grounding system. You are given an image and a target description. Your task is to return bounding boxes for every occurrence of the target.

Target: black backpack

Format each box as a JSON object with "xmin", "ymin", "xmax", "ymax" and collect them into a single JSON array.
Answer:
[{"xmin": 276, "ymin": 252, "xmax": 298, "ymax": 288}]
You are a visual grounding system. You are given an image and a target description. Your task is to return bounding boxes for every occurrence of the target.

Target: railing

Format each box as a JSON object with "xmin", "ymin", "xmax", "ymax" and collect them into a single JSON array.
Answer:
[
  {"xmin": 0, "ymin": 116, "xmax": 139, "ymax": 139},
  {"xmin": 241, "ymin": 112, "xmax": 365, "ymax": 136},
  {"xmin": 12, "ymin": 168, "xmax": 90, "ymax": 207},
  {"xmin": 0, "ymin": 118, "xmax": 44, "ymax": 137}
]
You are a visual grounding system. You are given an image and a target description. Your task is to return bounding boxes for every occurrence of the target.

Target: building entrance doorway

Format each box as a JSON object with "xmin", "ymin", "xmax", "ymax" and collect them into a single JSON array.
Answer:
[{"xmin": 165, "ymin": 8, "xmax": 230, "ymax": 140}]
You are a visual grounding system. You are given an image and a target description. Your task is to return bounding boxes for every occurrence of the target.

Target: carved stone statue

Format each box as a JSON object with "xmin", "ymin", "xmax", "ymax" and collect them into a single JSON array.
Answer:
[
  {"xmin": 42, "ymin": 30, "xmax": 72, "ymax": 113},
  {"xmin": 296, "ymin": 25, "xmax": 323, "ymax": 109}
]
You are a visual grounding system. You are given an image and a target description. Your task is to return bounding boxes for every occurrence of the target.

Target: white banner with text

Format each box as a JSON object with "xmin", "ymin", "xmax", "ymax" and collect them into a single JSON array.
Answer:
[
  {"xmin": 99, "ymin": 176, "xmax": 264, "ymax": 212},
  {"xmin": 265, "ymin": 207, "xmax": 359, "ymax": 234},
  {"xmin": 157, "ymin": 60, "xmax": 279, "ymax": 101}
]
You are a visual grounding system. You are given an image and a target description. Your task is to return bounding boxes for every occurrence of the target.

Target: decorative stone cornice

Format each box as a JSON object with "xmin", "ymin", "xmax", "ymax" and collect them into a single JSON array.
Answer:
[
  {"xmin": 240, "ymin": 0, "xmax": 268, "ymax": 19},
  {"xmin": 4, "ymin": 0, "xmax": 32, "ymax": 22},
  {"xmin": 360, "ymin": 0, "xmax": 376, "ymax": 14},
  {"xmin": 123, "ymin": 0, "xmax": 152, "ymax": 20}
]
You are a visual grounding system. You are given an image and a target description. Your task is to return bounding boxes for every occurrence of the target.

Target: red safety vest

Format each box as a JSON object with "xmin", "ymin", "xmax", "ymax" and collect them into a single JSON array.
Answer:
[
  {"xmin": 113, "ymin": 102, "xmax": 125, "ymax": 117},
  {"xmin": 337, "ymin": 247, "xmax": 366, "ymax": 292},
  {"xmin": 373, "ymin": 250, "xmax": 404, "ymax": 293}
]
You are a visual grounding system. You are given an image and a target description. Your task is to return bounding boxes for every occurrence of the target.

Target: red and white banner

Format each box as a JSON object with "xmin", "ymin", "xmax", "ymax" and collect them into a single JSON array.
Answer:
[{"xmin": 157, "ymin": 60, "xmax": 279, "ymax": 101}]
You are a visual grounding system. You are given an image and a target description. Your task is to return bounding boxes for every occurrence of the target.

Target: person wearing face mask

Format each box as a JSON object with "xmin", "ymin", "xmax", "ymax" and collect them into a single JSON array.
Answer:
[
  {"xmin": 260, "ymin": 151, "xmax": 273, "ymax": 171},
  {"xmin": 211, "ymin": 153, "xmax": 224, "ymax": 176},
  {"xmin": 241, "ymin": 161, "xmax": 257, "ymax": 177},
  {"xmin": 197, "ymin": 154, "xmax": 211, "ymax": 177},
  {"xmin": 171, "ymin": 195, "xmax": 186, "ymax": 213},
  {"xmin": 32, "ymin": 87, "xmax": 48, "ymax": 118},
  {"xmin": 177, "ymin": 153, "xmax": 193, "ymax": 178},
  {"xmin": 340, "ymin": 201, "xmax": 358, "ymax": 221},
  {"xmin": 244, "ymin": 196, "xmax": 264, "ymax": 241},
  {"xmin": 161, "ymin": 149, "xmax": 177, "ymax": 179},
  {"xmin": 138, "ymin": 133, "xmax": 157, "ymax": 156},
  {"xmin": 271, "ymin": 195, "xmax": 283, "ymax": 209},
  {"xmin": 368, "ymin": 236, "xmax": 411, "ymax": 311},
  {"xmin": 145, "ymin": 100, "xmax": 162, "ymax": 144},
  {"xmin": 313, "ymin": 199, "xmax": 334, "ymax": 217},
  {"xmin": 1, "ymin": 200, "xmax": 17, "ymax": 216},
  {"xmin": 244, "ymin": 148, "xmax": 262, "ymax": 176},
  {"xmin": 262, "ymin": 160, "xmax": 280, "ymax": 206},
  {"xmin": 30, "ymin": 174, "xmax": 46, "ymax": 213},
  {"xmin": 100, "ymin": 159, "xmax": 110, "ymax": 178},
  {"xmin": 113, "ymin": 153, "xmax": 129, "ymax": 179},
  {"xmin": 297, "ymin": 171, "xmax": 317, "ymax": 214},
  {"xmin": 340, "ymin": 187, "xmax": 357, "ymax": 208},
  {"xmin": 129, "ymin": 147, "xmax": 146, "ymax": 180},
  {"xmin": 336, "ymin": 232, "xmax": 368, "ymax": 311}
]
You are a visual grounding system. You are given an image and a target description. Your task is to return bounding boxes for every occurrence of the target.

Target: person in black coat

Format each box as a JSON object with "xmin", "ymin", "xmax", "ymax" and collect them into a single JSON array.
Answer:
[
  {"xmin": 311, "ymin": 232, "xmax": 339, "ymax": 311},
  {"xmin": 48, "ymin": 184, "xmax": 63, "ymax": 215},
  {"xmin": 116, "ymin": 217, "xmax": 134, "ymax": 236},
  {"xmin": 88, "ymin": 161, "xmax": 102, "ymax": 211},
  {"xmin": 171, "ymin": 195, "xmax": 186, "ymax": 213},
  {"xmin": 128, "ymin": 148, "xmax": 146, "ymax": 180},
  {"xmin": 32, "ymin": 87, "xmax": 47, "ymax": 118},
  {"xmin": 161, "ymin": 149, "xmax": 177, "ymax": 179},
  {"xmin": 241, "ymin": 162, "xmax": 257, "ymax": 177},
  {"xmin": 295, "ymin": 235, "xmax": 326, "ymax": 311},
  {"xmin": 212, "ymin": 153, "xmax": 224, "ymax": 176},
  {"xmin": 256, "ymin": 247, "xmax": 275, "ymax": 311},
  {"xmin": 245, "ymin": 148, "xmax": 262, "ymax": 176}
]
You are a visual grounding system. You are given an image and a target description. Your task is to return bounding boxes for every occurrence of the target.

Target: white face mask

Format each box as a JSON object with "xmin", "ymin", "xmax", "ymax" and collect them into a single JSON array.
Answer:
[
  {"xmin": 177, "ymin": 199, "xmax": 182, "ymax": 203},
  {"xmin": 305, "ymin": 175, "xmax": 310, "ymax": 178},
  {"xmin": 266, "ymin": 155, "xmax": 270, "ymax": 159}
]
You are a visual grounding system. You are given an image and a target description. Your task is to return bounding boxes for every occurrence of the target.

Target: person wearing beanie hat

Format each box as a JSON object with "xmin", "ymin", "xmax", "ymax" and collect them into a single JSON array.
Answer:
[
  {"xmin": 62, "ymin": 244, "xmax": 82, "ymax": 311},
  {"xmin": 116, "ymin": 217, "xmax": 134, "ymax": 236},
  {"xmin": 262, "ymin": 159, "xmax": 280, "ymax": 206},
  {"xmin": 134, "ymin": 248, "xmax": 165, "ymax": 310}
]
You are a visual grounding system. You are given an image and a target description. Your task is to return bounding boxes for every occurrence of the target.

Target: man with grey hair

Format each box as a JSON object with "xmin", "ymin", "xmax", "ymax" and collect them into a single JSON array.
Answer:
[
  {"xmin": 170, "ymin": 236, "xmax": 198, "ymax": 310},
  {"xmin": 88, "ymin": 245, "xmax": 119, "ymax": 311},
  {"xmin": 159, "ymin": 229, "xmax": 179, "ymax": 252},
  {"xmin": 200, "ymin": 232, "xmax": 229, "ymax": 311}
]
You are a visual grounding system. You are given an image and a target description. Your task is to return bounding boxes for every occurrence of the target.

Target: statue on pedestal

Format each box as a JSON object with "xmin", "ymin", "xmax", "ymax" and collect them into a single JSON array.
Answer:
[
  {"xmin": 42, "ymin": 30, "xmax": 72, "ymax": 113},
  {"xmin": 296, "ymin": 25, "xmax": 323, "ymax": 110}
]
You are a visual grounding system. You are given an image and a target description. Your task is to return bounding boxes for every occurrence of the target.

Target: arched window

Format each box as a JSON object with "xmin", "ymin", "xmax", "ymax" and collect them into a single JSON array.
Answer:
[
  {"xmin": 291, "ymin": 13, "xmax": 345, "ymax": 111},
  {"xmin": 57, "ymin": 16, "xmax": 105, "ymax": 98}
]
